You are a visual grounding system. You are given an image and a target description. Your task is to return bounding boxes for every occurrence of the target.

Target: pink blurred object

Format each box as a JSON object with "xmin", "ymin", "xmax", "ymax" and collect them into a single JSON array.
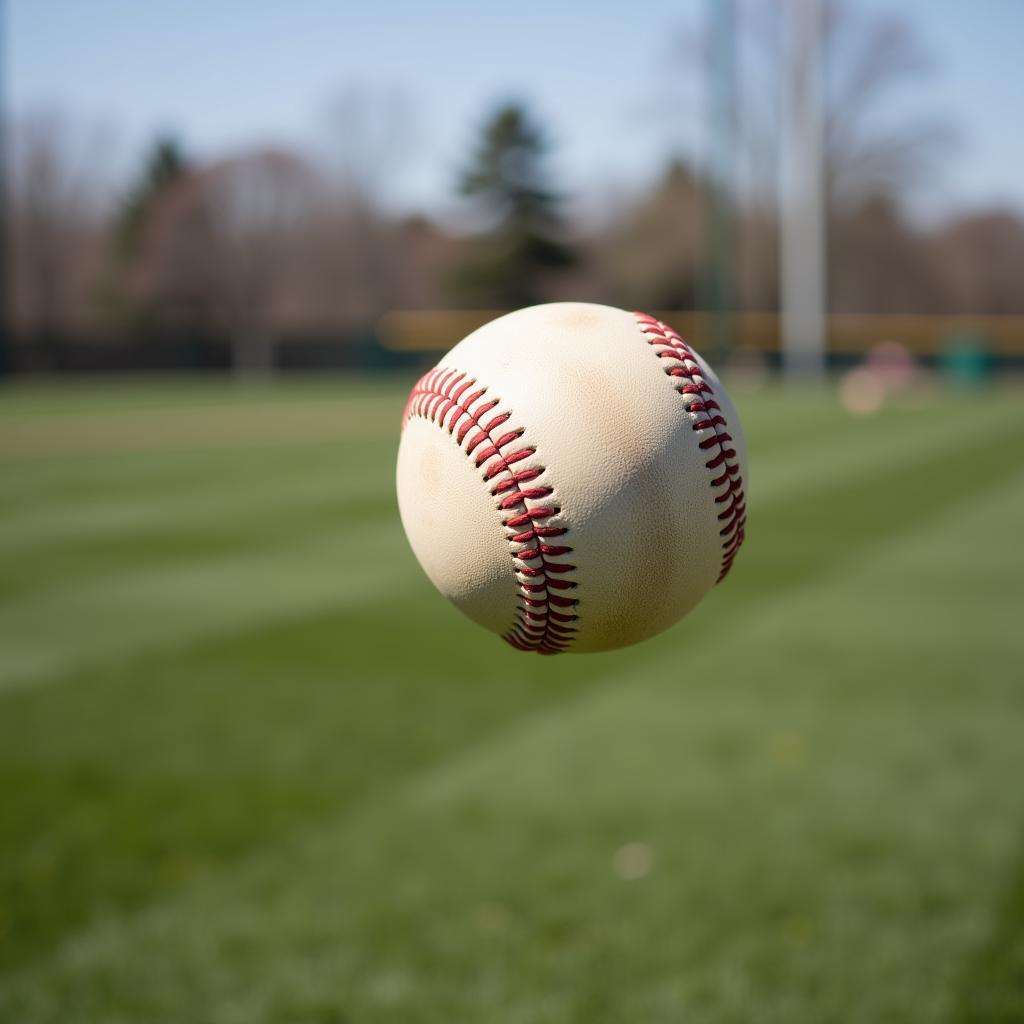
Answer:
[{"xmin": 866, "ymin": 341, "xmax": 918, "ymax": 393}]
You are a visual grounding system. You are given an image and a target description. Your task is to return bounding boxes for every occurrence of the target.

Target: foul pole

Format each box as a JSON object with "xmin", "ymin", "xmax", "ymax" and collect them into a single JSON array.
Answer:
[
  {"xmin": 779, "ymin": 0, "xmax": 826, "ymax": 380},
  {"xmin": 705, "ymin": 0, "xmax": 736, "ymax": 366}
]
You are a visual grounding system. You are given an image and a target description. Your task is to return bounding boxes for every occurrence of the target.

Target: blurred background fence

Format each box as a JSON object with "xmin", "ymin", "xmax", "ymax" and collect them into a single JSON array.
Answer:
[{"xmin": 9, "ymin": 312, "xmax": 1024, "ymax": 376}]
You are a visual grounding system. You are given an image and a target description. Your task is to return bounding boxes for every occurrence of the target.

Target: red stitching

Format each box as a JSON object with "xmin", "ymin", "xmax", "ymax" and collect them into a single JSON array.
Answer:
[
  {"xmin": 633, "ymin": 312, "xmax": 747, "ymax": 581},
  {"xmin": 403, "ymin": 368, "xmax": 578, "ymax": 654}
]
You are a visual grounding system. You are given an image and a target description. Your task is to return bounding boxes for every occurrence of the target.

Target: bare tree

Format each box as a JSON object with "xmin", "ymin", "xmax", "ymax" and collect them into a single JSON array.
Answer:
[
  {"xmin": 593, "ymin": 160, "xmax": 705, "ymax": 310},
  {"xmin": 933, "ymin": 210, "xmax": 1024, "ymax": 315},
  {"xmin": 671, "ymin": 0, "xmax": 952, "ymax": 311},
  {"xmin": 312, "ymin": 88, "xmax": 417, "ymax": 322},
  {"xmin": 204, "ymin": 151, "xmax": 320, "ymax": 372},
  {"xmin": 322, "ymin": 87, "xmax": 413, "ymax": 213},
  {"xmin": 142, "ymin": 149, "xmax": 320, "ymax": 374},
  {"xmin": 821, "ymin": 2, "xmax": 951, "ymax": 211},
  {"xmin": 6, "ymin": 108, "xmax": 111, "ymax": 345},
  {"xmin": 710, "ymin": 0, "xmax": 951, "ymax": 210}
]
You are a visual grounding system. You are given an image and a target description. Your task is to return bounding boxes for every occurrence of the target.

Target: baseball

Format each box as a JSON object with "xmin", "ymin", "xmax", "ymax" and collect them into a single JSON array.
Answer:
[{"xmin": 396, "ymin": 303, "xmax": 748, "ymax": 654}]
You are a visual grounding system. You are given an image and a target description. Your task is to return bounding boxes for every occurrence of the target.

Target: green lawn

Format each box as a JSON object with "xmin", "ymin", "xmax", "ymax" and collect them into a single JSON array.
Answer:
[{"xmin": 1, "ymin": 376, "xmax": 1022, "ymax": 1023}]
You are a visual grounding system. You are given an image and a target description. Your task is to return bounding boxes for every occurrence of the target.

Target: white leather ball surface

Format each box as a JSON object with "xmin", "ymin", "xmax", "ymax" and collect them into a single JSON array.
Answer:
[{"xmin": 396, "ymin": 303, "xmax": 748, "ymax": 654}]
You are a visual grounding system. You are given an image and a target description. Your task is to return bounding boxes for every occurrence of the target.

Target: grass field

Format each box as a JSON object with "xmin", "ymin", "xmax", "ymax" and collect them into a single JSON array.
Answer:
[{"xmin": 1, "ymin": 375, "xmax": 1023, "ymax": 1023}]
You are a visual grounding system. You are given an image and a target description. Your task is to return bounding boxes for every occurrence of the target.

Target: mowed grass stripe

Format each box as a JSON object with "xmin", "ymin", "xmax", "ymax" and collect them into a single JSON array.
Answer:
[
  {"xmin": 701, "ymin": 398, "xmax": 1024, "ymax": 614},
  {"xmin": 0, "ymin": 425, "xmax": 399, "ymax": 521},
  {"xmin": 0, "ymin": 451, "xmax": 393, "ymax": 602},
  {"xmin": 424, "ymin": 464, "xmax": 1024, "ymax": 811},
  {"xmin": 4, "ymin": 393, "xmax": 1020, "ymax": 690},
  {"xmin": 0, "ymin": 382, "xmax": 979, "ymax": 513},
  {"xmin": 0, "ymin": 521, "xmax": 406, "ymax": 691},
  {"xmin": 2, "ymin": 457, "xmax": 1020, "ymax": 1022},
  {"xmin": 0, "ymin": 382, "xmax": 406, "ymax": 458},
  {"xmin": 3, "ymin": 382, "xmax": 1001, "ymax": 591},
  {"xmin": 0, "ymin": 441, "xmax": 393, "ymax": 552},
  {"xmin": 0, "ymin": 376, "xmax": 413, "ymax": 417},
  {"xmin": 743, "ymin": 396, "xmax": 1022, "ymax": 506}
]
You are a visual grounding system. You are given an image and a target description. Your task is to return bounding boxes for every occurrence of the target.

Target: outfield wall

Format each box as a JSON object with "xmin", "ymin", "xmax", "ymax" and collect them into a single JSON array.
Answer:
[{"xmin": 5, "ymin": 311, "xmax": 1023, "ymax": 375}]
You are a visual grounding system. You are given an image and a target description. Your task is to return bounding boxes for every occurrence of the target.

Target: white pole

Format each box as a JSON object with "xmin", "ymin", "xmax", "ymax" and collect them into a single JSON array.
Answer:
[
  {"xmin": 706, "ymin": 0, "xmax": 736, "ymax": 365},
  {"xmin": 780, "ymin": 0, "xmax": 826, "ymax": 380}
]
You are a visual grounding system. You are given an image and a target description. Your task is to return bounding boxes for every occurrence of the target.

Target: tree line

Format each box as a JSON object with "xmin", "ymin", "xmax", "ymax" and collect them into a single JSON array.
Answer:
[{"xmin": 5, "ymin": 4, "xmax": 1023, "ymax": 372}]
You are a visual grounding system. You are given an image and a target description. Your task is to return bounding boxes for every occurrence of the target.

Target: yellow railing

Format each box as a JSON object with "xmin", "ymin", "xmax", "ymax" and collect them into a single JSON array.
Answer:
[{"xmin": 377, "ymin": 310, "xmax": 1024, "ymax": 356}]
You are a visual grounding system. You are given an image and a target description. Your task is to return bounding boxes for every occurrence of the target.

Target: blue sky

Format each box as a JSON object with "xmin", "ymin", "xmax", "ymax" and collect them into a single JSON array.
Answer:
[{"xmin": 8, "ymin": 0, "xmax": 1023, "ymax": 221}]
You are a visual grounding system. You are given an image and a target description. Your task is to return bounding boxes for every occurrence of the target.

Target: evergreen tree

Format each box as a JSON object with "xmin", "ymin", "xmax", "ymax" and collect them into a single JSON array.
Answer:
[
  {"xmin": 451, "ymin": 103, "xmax": 575, "ymax": 307},
  {"xmin": 115, "ymin": 136, "xmax": 189, "ymax": 260}
]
